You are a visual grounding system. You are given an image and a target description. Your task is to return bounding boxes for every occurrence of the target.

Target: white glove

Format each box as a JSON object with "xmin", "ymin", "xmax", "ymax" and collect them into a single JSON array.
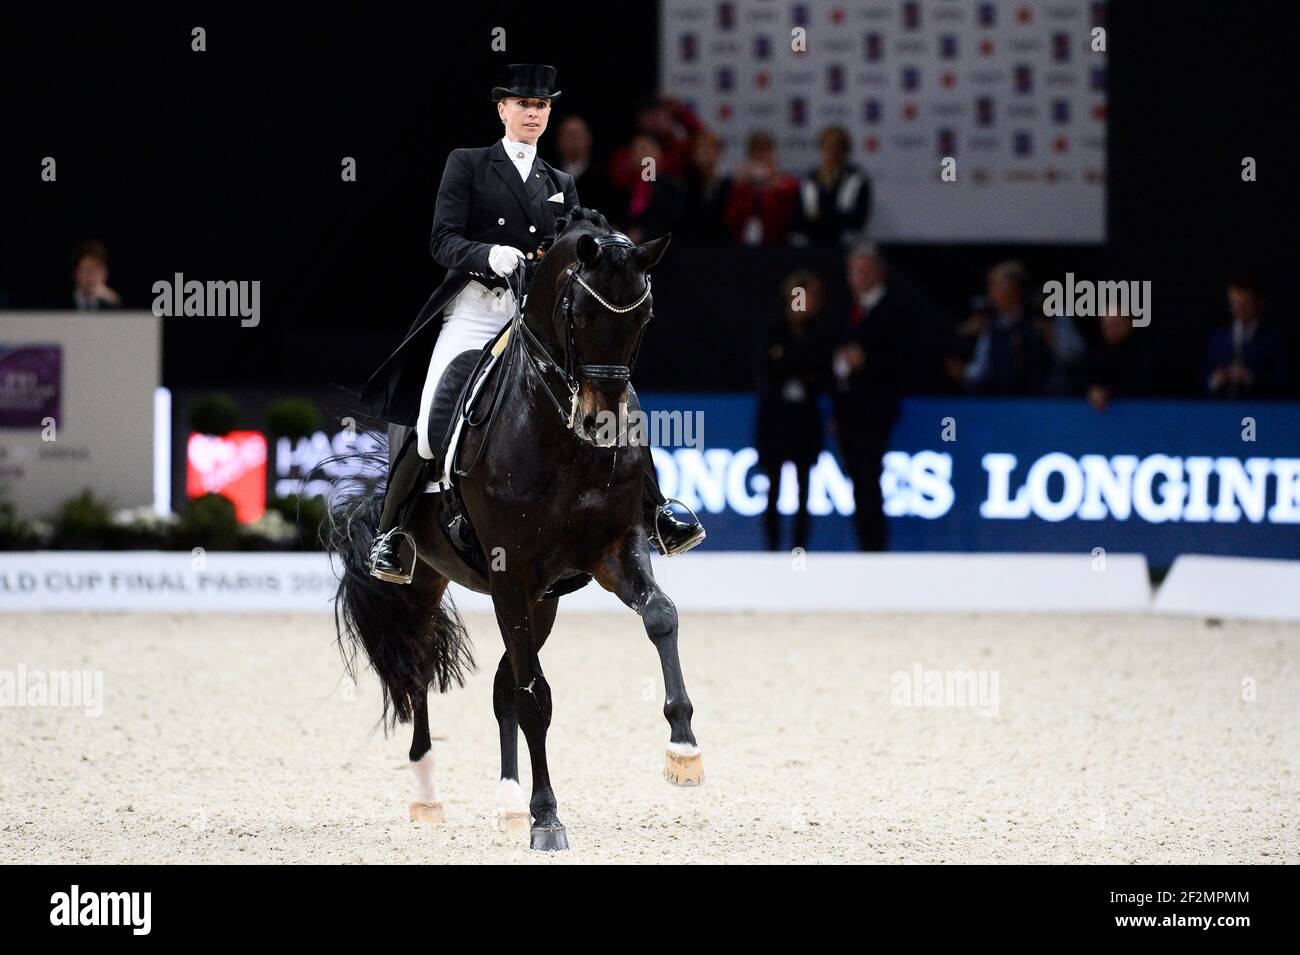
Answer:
[{"xmin": 488, "ymin": 245, "xmax": 524, "ymax": 277}]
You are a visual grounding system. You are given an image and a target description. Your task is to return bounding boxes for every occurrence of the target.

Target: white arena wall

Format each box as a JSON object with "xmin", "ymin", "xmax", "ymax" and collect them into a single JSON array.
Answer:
[
  {"xmin": 0, "ymin": 550, "xmax": 1161, "ymax": 614},
  {"xmin": 1, "ymin": 551, "xmax": 1294, "ymax": 620},
  {"xmin": 1152, "ymin": 555, "xmax": 1300, "ymax": 622}
]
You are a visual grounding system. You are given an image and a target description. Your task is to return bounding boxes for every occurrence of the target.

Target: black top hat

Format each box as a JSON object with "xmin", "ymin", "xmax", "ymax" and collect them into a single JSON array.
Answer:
[{"xmin": 491, "ymin": 63, "xmax": 562, "ymax": 101}]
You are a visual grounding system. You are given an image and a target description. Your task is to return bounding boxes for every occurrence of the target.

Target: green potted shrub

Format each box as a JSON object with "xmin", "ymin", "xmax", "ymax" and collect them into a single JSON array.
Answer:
[
  {"xmin": 189, "ymin": 393, "xmax": 241, "ymax": 436},
  {"xmin": 49, "ymin": 488, "xmax": 119, "ymax": 548},
  {"xmin": 177, "ymin": 492, "xmax": 240, "ymax": 550},
  {"xmin": 0, "ymin": 485, "xmax": 39, "ymax": 549},
  {"xmin": 265, "ymin": 399, "xmax": 324, "ymax": 442}
]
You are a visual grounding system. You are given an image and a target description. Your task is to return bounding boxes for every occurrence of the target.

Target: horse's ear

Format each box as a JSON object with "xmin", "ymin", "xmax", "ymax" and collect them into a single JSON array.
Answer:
[
  {"xmin": 634, "ymin": 233, "xmax": 672, "ymax": 272},
  {"xmin": 576, "ymin": 233, "xmax": 600, "ymax": 265}
]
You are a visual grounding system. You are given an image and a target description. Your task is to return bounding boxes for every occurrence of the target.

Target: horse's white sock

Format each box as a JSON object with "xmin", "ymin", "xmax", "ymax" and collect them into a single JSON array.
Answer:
[
  {"xmin": 411, "ymin": 750, "xmax": 441, "ymax": 804},
  {"xmin": 496, "ymin": 777, "xmax": 528, "ymax": 814}
]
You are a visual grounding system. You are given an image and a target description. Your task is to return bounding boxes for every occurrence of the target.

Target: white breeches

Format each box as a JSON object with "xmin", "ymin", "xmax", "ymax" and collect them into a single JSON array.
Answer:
[{"xmin": 415, "ymin": 280, "xmax": 515, "ymax": 459}]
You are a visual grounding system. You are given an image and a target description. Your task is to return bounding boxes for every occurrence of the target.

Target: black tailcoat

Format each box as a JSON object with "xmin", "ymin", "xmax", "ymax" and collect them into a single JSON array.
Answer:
[{"xmin": 360, "ymin": 139, "xmax": 580, "ymax": 425}]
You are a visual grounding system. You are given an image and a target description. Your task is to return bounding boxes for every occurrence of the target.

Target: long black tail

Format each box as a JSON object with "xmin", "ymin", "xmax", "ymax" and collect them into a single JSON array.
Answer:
[{"xmin": 321, "ymin": 448, "xmax": 474, "ymax": 730}]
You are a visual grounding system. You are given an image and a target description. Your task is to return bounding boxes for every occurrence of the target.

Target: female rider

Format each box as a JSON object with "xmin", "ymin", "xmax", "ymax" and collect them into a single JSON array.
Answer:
[{"xmin": 360, "ymin": 63, "xmax": 704, "ymax": 583}]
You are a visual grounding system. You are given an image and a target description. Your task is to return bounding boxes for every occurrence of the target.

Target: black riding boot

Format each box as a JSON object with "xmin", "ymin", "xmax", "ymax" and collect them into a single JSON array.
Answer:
[
  {"xmin": 623, "ymin": 383, "xmax": 705, "ymax": 556},
  {"xmin": 370, "ymin": 431, "xmax": 435, "ymax": 584},
  {"xmin": 639, "ymin": 441, "xmax": 706, "ymax": 556}
]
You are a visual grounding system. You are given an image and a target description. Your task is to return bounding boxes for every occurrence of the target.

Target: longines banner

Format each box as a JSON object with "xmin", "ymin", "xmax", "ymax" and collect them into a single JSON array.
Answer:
[
  {"xmin": 639, "ymin": 393, "xmax": 1300, "ymax": 567},
  {"xmin": 262, "ymin": 392, "xmax": 1299, "ymax": 568},
  {"xmin": 659, "ymin": 0, "xmax": 1107, "ymax": 241},
  {"xmin": 0, "ymin": 312, "xmax": 160, "ymax": 519}
]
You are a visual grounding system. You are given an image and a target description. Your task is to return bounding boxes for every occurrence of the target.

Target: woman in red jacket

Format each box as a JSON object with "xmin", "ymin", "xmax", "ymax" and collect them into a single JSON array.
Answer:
[{"xmin": 723, "ymin": 131, "xmax": 799, "ymax": 246}]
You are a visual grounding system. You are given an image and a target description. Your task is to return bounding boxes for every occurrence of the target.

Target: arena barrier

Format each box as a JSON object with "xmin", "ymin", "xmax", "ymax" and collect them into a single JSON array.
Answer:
[
  {"xmin": 1152, "ymin": 555, "xmax": 1300, "ymax": 621},
  {"xmin": 0, "ymin": 550, "xmax": 1167, "ymax": 616}
]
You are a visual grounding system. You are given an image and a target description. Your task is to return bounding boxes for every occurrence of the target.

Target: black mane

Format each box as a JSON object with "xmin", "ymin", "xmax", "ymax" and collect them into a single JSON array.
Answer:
[{"xmin": 550, "ymin": 206, "xmax": 611, "ymax": 240}]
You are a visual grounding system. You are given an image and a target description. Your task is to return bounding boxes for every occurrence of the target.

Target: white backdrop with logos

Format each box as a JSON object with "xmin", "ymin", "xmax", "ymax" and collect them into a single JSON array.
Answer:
[
  {"xmin": 659, "ymin": 0, "xmax": 1107, "ymax": 241},
  {"xmin": 0, "ymin": 312, "xmax": 161, "ymax": 520}
]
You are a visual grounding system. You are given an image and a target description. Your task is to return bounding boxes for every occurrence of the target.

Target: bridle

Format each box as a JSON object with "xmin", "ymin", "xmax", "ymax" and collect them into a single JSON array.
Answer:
[
  {"xmin": 553, "ymin": 232, "xmax": 652, "ymax": 385},
  {"xmin": 456, "ymin": 231, "xmax": 654, "ymax": 476},
  {"xmin": 514, "ymin": 231, "xmax": 653, "ymax": 430}
]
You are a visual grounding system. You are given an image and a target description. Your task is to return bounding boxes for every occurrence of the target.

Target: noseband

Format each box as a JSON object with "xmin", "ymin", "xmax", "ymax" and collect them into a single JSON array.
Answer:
[{"xmin": 552, "ymin": 232, "xmax": 652, "ymax": 384}]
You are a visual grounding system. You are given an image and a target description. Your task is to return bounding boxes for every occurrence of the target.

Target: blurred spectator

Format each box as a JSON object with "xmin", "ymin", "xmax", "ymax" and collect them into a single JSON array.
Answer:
[
  {"xmin": 723, "ymin": 131, "xmax": 799, "ymax": 246},
  {"xmin": 1204, "ymin": 275, "xmax": 1287, "ymax": 398},
  {"xmin": 555, "ymin": 116, "xmax": 613, "ymax": 217},
  {"xmin": 680, "ymin": 129, "xmax": 733, "ymax": 242},
  {"xmin": 833, "ymin": 242, "xmax": 907, "ymax": 551},
  {"xmin": 953, "ymin": 261, "xmax": 1047, "ymax": 394},
  {"xmin": 608, "ymin": 96, "xmax": 703, "ymax": 191},
  {"xmin": 1086, "ymin": 308, "xmax": 1153, "ymax": 412},
  {"xmin": 608, "ymin": 132, "xmax": 685, "ymax": 243},
  {"xmin": 756, "ymin": 270, "xmax": 833, "ymax": 552},
  {"xmin": 50, "ymin": 240, "xmax": 121, "ymax": 310},
  {"xmin": 789, "ymin": 126, "xmax": 872, "ymax": 246},
  {"xmin": 1040, "ymin": 292, "xmax": 1088, "ymax": 397}
]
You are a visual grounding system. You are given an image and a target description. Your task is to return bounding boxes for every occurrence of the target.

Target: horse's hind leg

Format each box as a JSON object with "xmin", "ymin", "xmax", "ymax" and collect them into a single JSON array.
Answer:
[
  {"xmin": 596, "ymin": 534, "xmax": 703, "ymax": 786},
  {"xmin": 408, "ymin": 696, "xmax": 445, "ymax": 822},
  {"xmin": 492, "ymin": 596, "xmax": 558, "ymax": 836},
  {"xmin": 408, "ymin": 569, "xmax": 451, "ymax": 823}
]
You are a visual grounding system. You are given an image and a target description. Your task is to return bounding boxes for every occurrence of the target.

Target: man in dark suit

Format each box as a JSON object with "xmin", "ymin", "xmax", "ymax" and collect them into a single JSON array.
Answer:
[
  {"xmin": 1204, "ymin": 275, "xmax": 1288, "ymax": 398},
  {"xmin": 49, "ymin": 240, "xmax": 122, "ymax": 310},
  {"xmin": 360, "ymin": 64, "xmax": 703, "ymax": 582},
  {"xmin": 832, "ymin": 242, "xmax": 906, "ymax": 551}
]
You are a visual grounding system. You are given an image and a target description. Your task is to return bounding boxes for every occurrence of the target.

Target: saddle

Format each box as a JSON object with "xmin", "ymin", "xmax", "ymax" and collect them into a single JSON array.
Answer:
[
  {"xmin": 423, "ymin": 349, "xmax": 482, "ymax": 483},
  {"xmin": 419, "ymin": 328, "xmax": 592, "ymax": 600}
]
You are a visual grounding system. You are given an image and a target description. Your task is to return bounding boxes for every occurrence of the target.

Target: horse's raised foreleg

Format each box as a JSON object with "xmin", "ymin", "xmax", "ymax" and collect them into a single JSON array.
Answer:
[
  {"xmin": 492, "ymin": 595, "xmax": 558, "ymax": 836},
  {"xmin": 596, "ymin": 533, "xmax": 703, "ymax": 786},
  {"xmin": 490, "ymin": 579, "xmax": 567, "ymax": 850}
]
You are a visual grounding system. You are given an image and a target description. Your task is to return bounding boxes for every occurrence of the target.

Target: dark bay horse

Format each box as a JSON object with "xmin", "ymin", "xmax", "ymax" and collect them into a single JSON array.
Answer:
[{"xmin": 328, "ymin": 209, "xmax": 702, "ymax": 850}]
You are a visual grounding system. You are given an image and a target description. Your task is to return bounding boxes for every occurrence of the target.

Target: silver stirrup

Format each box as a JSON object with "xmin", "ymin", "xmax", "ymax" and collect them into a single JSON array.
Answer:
[
  {"xmin": 653, "ymin": 497, "xmax": 706, "ymax": 557},
  {"xmin": 369, "ymin": 527, "xmax": 417, "ymax": 584}
]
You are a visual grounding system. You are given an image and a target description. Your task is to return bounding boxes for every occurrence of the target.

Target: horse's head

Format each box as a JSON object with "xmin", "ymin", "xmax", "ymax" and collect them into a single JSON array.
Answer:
[{"xmin": 535, "ymin": 211, "xmax": 671, "ymax": 444}]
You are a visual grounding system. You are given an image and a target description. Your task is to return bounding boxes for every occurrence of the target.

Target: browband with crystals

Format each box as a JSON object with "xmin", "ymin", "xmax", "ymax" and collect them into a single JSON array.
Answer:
[{"xmin": 569, "ymin": 270, "xmax": 652, "ymax": 313}]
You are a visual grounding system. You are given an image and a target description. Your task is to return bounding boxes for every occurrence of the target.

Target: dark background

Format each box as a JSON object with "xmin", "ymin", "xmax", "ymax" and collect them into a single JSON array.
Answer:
[{"xmin": 1, "ymin": 2, "xmax": 1295, "ymax": 397}]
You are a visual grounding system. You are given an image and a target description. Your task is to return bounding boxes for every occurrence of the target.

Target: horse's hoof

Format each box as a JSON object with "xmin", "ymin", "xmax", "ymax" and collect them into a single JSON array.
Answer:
[
  {"xmin": 497, "ymin": 811, "xmax": 530, "ymax": 836},
  {"xmin": 664, "ymin": 747, "xmax": 705, "ymax": 786},
  {"xmin": 408, "ymin": 801, "xmax": 445, "ymax": 823},
  {"xmin": 529, "ymin": 823, "xmax": 569, "ymax": 851}
]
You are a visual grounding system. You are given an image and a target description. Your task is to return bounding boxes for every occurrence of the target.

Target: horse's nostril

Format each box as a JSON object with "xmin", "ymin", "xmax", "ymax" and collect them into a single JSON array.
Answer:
[{"xmin": 583, "ymin": 413, "xmax": 597, "ymax": 432}]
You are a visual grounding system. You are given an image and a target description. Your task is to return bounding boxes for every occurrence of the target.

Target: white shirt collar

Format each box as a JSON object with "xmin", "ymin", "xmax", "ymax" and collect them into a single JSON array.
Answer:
[
  {"xmin": 860, "ymin": 284, "xmax": 886, "ymax": 311},
  {"xmin": 502, "ymin": 136, "xmax": 536, "ymax": 160}
]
